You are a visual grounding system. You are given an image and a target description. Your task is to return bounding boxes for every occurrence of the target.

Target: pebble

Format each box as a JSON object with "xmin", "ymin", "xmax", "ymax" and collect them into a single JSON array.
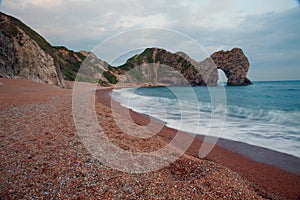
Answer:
[{"xmin": 121, "ymin": 184, "xmax": 127, "ymax": 192}]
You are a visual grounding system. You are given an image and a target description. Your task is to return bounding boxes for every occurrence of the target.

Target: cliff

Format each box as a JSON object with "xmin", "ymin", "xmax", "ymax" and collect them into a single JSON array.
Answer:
[
  {"xmin": 0, "ymin": 12, "xmax": 252, "ymax": 87},
  {"xmin": 118, "ymin": 47, "xmax": 252, "ymax": 86},
  {"xmin": 0, "ymin": 12, "xmax": 116, "ymax": 87},
  {"xmin": 0, "ymin": 12, "xmax": 67, "ymax": 87},
  {"xmin": 118, "ymin": 48, "xmax": 211, "ymax": 86}
]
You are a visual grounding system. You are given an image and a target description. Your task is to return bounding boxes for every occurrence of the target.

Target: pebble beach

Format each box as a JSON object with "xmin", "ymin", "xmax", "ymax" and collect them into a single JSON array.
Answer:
[{"xmin": 0, "ymin": 78, "xmax": 299, "ymax": 199}]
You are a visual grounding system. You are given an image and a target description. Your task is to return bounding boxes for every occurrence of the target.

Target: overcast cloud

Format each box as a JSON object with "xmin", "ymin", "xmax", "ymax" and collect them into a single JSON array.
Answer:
[{"xmin": 1, "ymin": 0, "xmax": 299, "ymax": 80}]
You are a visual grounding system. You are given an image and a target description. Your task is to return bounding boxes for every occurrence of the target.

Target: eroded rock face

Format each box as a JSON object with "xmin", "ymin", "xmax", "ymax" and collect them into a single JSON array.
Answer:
[
  {"xmin": 13, "ymin": 27, "xmax": 60, "ymax": 85},
  {"xmin": 118, "ymin": 47, "xmax": 252, "ymax": 86},
  {"xmin": 0, "ymin": 12, "xmax": 67, "ymax": 88},
  {"xmin": 0, "ymin": 30, "xmax": 15, "ymax": 78},
  {"xmin": 118, "ymin": 48, "xmax": 218, "ymax": 86},
  {"xmin": 0, "ymin": 12, "xmax": 117, "ymax": 87},
  {"xmin": 211, "ymin": 48, "xmax": 252, "ymax": 86}
]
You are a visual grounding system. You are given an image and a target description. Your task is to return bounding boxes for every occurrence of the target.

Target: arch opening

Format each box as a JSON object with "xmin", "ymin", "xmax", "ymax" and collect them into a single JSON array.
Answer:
[{"xmin": 217, "ymin": 69, "xmax": 227, "ymax": 86}]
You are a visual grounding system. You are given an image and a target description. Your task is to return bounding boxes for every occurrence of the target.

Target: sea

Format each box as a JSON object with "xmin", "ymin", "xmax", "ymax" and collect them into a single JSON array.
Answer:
[{"xmin": 111, "ymin": 81, "xmax": 300, "ymax": 158}]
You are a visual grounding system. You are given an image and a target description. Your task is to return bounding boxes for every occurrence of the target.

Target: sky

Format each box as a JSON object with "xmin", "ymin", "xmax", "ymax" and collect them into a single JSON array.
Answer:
[{"xmin": 1, "ymin": 0, "xmax": 299, "ymax": 81}]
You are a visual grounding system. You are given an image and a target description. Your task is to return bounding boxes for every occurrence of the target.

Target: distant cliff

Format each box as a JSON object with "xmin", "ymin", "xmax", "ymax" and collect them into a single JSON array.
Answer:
[{"xmin": 0, "ymin": 12, "xmax": 252, "ymax": 87}]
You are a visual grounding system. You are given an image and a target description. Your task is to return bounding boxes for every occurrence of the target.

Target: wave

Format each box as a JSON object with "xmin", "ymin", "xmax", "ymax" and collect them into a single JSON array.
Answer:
[
  {"xmin": 225, "ymin": 105, "xmax": 300, "ymax": 127},
  {"xmin": 112, "ymin": 88, "xmax": 300, "ymax": 127},
  {"xmin": 111, "ymin": 87, "xmax": 300, "ymax": 158}
]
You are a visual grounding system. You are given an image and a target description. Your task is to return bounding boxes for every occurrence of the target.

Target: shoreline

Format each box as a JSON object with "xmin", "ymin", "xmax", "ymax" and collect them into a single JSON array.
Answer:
[
  {"xmin": 107, "ymin": 86, "xmax": 300, "ymax": 174},
  {"xmin": 1, "ymin": 78, "xmax": 299, "ymax": 199},
  {"xmin": 214, "ymin": 136, "xmax": 300, "ymax": 175},
  {"xmin": 96, "ymin": 87, "xmax": 300, "ymax": 199}
]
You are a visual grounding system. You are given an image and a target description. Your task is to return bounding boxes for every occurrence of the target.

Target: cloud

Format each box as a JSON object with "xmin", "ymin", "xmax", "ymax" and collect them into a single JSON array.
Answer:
[
  {"xmin": 1, "ymin": 0, "xmax": 297, "ymax": 45},
  {"xmin": 233, "ymin": 9, "xmax": 300, "ymax": 80},
  {"xmin": 1, "ymin": 0, "xmax": 299, "ymax": 80}
]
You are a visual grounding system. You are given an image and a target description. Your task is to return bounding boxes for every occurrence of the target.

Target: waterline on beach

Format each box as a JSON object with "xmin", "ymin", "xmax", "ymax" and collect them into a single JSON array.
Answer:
[{"xmin": 111, "ymin": 81, "xmax": 300, "ymax": 158}]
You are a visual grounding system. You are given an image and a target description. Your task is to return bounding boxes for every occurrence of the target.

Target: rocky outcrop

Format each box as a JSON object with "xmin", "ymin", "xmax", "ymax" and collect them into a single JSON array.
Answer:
[
  {"xmin": 0, "ymin": 28, "xmax": 15, "ymax": 78},
  {"xmin": 117, "ymin": 47, "xmax": 251, "ymax": 86},
  {"xmin": 0, "ymin": 11, "xmax": 252, "ymax": 87},
  {"xmin": 118, "ymin": 48, "xmax": 217, "ymax": 86},
  {"xmin": 211, "ymin": 48, "xmax": 252, "ymax": 86},
  {"xmin": 0, "ymin": 11, "xmax": 119, "ymax": 87},
  {"xmin": 0, "ymin": 12, "xmax": 67, "ymax": 87}
]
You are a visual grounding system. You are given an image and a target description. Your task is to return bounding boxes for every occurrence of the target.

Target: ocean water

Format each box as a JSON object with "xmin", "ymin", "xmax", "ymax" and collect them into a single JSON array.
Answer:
[{"xmin": 111, "ymin": 81, "xmax": 300, "ymax": 158}]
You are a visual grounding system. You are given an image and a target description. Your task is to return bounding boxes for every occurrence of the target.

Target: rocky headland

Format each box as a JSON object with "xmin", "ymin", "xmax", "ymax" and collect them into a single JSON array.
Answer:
[
  {"xmin": 117, "ymin": 47, "xmax": 252, "ymax": 86},
  {"xmin": 0, "ymin": 11, "xmax": 252, "ymax": 87}
]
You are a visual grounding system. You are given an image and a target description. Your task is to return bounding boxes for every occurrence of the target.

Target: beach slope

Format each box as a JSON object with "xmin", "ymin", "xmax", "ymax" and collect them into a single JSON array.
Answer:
[{"xmin": 0, "ymin": 78, "xmax": 299, "ymax": 199}]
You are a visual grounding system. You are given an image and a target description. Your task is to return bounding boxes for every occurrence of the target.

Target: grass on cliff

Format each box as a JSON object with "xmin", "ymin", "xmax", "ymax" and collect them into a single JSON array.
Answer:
[{"xmin": 103, "ymin": 71, "xmax": 117, "ymax": 84}]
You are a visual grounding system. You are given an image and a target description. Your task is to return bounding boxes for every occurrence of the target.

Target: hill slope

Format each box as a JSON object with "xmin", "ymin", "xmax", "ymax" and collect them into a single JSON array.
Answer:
[{"xmin": 0, "ymin": 12, "xmax": 117, "ymax": 87}]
